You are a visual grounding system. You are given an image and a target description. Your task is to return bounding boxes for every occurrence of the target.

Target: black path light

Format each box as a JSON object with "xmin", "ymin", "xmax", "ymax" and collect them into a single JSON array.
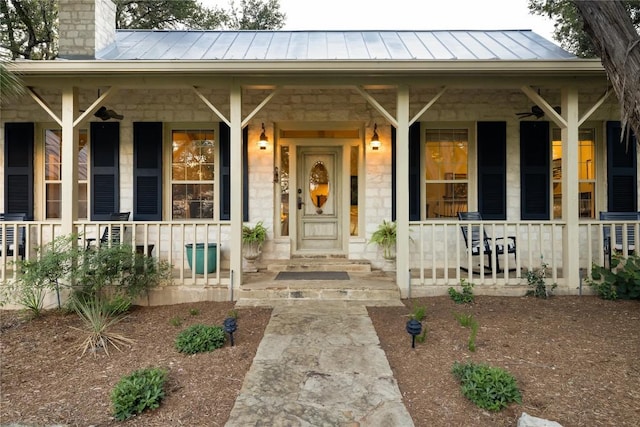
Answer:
[
  {"xmin": 223, "ymin": 317, "xmax": 237, "ymax": 346},
  {"xmin": 406, "ymin": 318, "xmax": 423, "ymax": 349}
]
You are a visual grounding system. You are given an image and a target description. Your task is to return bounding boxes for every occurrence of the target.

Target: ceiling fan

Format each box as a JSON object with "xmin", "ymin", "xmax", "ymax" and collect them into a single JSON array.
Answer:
[
  {"xmin": 94, "ymin": 106, "xmax": 124, "ymax": 121},
  {"xmin": 516, "ymin": 105, "xmax": 561, "ymax": 120}
]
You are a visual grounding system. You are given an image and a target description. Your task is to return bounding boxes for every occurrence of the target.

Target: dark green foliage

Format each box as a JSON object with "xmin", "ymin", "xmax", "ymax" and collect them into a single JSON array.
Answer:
[
  {"xmin": 524, "ymin": 260, "xmax": 557, "ymax": 299},
  {"xmin": 111, "ymin": 367, "xmax": 167, "ymax": 421},
  {"xmin": 528, "ymin": 0, "xmax": 640, "ymax": 58},
  {"xmin": 448, "ymin": 279, "xmax": 474, "ymax": 304},
  {"xmin": 451, "ymin": 362, "xmax": 522, "ymax": 411},
  {"xmin": 587, "ymin": 254, "xmax": 640, "ymax": 300},
  {"xmin": 175, "ymin": 324, "xmax": 226, "ymax": 354},
  {"xmin": 71, "ymin": 243, "xmax": 171, "ymax": 312}
]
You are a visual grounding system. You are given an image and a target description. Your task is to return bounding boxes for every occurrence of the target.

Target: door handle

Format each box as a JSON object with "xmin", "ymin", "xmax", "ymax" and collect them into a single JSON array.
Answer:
[{"xmin": 297, "ymin": 196, "xmax": 305, "ymax": 210}]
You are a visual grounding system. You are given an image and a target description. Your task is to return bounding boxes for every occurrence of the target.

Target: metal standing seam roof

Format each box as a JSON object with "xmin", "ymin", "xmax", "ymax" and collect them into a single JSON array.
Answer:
[{"xmin": 97, "ymin": 30, "xmax": 576, "ymax": 61}]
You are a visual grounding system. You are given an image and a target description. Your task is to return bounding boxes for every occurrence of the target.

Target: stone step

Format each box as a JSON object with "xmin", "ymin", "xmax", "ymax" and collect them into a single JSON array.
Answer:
[
  {"xmin": 235, "ymin": 271, "xmax": 402, "ymax": 307},
  {"xmin": 265, "ymin": 258, "xmax": 372, "ymax": 273}
]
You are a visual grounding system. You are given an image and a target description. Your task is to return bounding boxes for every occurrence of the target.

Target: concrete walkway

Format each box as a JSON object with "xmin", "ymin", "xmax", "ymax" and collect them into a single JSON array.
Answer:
[{"xmin": 226, "ymin": 301, "xmax": 414, "ymax": 426}]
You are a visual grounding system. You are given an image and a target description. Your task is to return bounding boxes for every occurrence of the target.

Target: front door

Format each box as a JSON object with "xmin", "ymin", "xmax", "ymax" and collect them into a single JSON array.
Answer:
[{"xmin": 295, "ymin": 146, "xmax": 344, "ymax": 254}]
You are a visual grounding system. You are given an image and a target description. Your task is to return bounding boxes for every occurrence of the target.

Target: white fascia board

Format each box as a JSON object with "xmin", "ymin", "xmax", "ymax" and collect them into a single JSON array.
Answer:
[{"xmin": 11, "ymin": 59, "xmax": 606, "ymax": 76}]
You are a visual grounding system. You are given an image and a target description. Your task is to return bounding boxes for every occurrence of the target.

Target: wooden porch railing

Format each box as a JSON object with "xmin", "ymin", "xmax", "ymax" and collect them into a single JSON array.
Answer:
[{"xmin": 2, "ymin": 219, "xmax": 639, "ymax": 295}]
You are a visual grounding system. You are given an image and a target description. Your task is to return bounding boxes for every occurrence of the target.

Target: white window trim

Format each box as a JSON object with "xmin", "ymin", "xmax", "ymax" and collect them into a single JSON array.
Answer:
[
  {"xmin": 421, "ymin": 122, "xmax": 476, "ymax": 220},
  {"xmin": 164, "ymin": 122, "xmax": 220, "ymax": 221}
]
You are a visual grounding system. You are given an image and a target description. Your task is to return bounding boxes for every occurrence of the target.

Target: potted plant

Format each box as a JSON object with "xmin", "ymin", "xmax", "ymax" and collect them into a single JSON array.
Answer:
[
  {"xmin": 242, "ymin": 221, "xmax": 268, "ymax": 272},
  {"xmin": 370, "ymin": 220, "xmax": 397, "ymax": 270}
]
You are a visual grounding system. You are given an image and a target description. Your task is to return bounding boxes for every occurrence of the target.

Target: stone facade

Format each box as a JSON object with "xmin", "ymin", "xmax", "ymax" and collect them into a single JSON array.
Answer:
[{"xmin": 58, "ymin": 0, "xmax": 116, "ymax": 59}]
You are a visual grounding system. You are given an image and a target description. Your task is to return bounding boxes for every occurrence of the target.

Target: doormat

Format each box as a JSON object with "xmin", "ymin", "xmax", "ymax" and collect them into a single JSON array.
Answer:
[{"xmin": 275, "ymin": 271, "xmax": 350, "ymax": 280}]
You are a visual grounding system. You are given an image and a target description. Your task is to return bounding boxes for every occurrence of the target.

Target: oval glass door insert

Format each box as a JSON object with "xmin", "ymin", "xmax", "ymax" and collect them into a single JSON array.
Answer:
[{"xmin": 309, "ymin": 161, "xmax": 329, "ymax": 214}]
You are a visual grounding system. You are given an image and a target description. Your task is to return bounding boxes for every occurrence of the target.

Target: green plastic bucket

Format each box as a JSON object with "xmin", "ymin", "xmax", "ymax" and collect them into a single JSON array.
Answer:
[{"xmin": 185, "ymin": 243, "xmax": 217, "ymax": 274}]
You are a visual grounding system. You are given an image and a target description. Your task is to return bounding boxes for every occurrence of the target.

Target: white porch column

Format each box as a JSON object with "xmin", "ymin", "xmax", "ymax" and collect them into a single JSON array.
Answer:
[
  {"xmin": 561, "ymin": 88, "xmax": 580, "ymax": 290},
  {"xmin": 61, "ymin": 87, "xmax": 79, "ymax": 235},
  {"xmin": 230, "ymin": 85, "xmax": 243, "ymax": 291},
  {"xmin": 396, "ymin": 86, "xmax": 410, "ymax": 297}
]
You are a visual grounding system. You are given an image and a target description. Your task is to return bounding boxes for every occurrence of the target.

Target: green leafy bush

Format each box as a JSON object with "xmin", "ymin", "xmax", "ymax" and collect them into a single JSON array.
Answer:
[
  {"xmin": 111, "ymin": 367, "xmax": 167, "ymax": 421},
  {"xmin": 587, "ymin": 254, "xmax": 640, "ymax": 300},
  {"xmin": 451, "ymin": 362, "xmax": 522, "ymax": 411},
  {"xmin": 175, "ymin": 324, "xmax": 226, "ymax": 354},
  {"xmin": 525, "ymin": 258, "xmax": 557, "ymax": 298},
  {"xmin": 448, "ymin": 279, "xmax": 474, "ymax": 304}
]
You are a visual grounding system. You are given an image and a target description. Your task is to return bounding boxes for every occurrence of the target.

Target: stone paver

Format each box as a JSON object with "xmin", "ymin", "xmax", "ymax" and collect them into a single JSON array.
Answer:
[{"xmin": 226, "ymin": 301, "xmax": 414, "ymax": 426}]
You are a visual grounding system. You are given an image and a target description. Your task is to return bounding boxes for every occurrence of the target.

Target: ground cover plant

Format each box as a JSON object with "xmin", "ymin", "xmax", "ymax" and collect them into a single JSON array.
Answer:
[
  {"xmin": 588, "ymin": 254, "xmax": 640, "ymax": 300},
  {"xmin": 175, "ymin": 324, "xmax": 226, "ymax": 354},
  {"xmin": 1, "ymin": 297, "xmax": 639, "ymax": 426},
  {"xmin": 448, "ymin": 279, "xmax": 474, "ymax": 304},
  {"xmin": 111, "ymin": 367, "xmax": 167, "ymax": 421},
  {"xmin": 451, "ymin": 361, "xmax": 522, "ymax": 411}
]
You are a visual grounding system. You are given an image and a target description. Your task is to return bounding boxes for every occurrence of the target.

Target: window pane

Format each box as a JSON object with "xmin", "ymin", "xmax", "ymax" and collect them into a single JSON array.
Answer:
[
  {"xmin": 280, "ymin": 145, "xmax": 289, "ymax": 236},
  {"xmin": 552, "ymin": 128, "xmax": 596, "ymax": 218},
  {"xmin": 350, "ymin": 145, "xmax": 358, "ymax": 236},
  {"xmin": 45, "ymin": 129, "xmax": 88, "ymax": 219},
  {"xmin": 171, "ymin": 130, "xmax": 215, "ymax": 219},
  {"xmin": 425, "ymin": 129, "xmax": 468, "ymax": 218},
  {"xmin": 46, "ymin": 184, "xmax": 61, "ymax": 219},
  {"xmin": 45, "ymin": 129, "xmax": 62, "ymax": 180}
]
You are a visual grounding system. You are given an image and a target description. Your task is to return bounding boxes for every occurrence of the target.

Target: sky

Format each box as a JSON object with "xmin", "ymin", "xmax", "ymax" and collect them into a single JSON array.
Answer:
[{"xmin": 202, "ymin": 0, "xmax": 557, "ymax": 42}]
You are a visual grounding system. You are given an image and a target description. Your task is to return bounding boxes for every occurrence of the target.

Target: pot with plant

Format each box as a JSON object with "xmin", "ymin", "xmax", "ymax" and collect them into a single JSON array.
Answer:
[
  {"xmin": 369, "ymin": 220, "xmax": 397, "ymax": 271},
  {"xmin": 242, "ymin": 221, "xmax": 267, "ymax": 272}
]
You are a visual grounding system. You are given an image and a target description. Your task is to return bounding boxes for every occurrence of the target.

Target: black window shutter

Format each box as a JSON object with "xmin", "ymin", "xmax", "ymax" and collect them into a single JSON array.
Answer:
[
  {"xmin": 133, "ymin": 122, "xmax": 162, "ymax": 220},
  {"xmin": 219, "ymin": 124, "xmax": 248, "ymax": 221},
  {"xmin": 219, "ymin": 123, "xmax": 231, "ymax": 220},
  {"xmin": 520, "ymin": 121, "xmax": 550, "ymax": 220},
  {"xmin": 606, "ymin": 121, "xmax": 637, "ymax": 212},
  {"xmin": 91, "ymin": 122, "xmax": 120, "ymax": 220},
  {"xmin": 478, "ymin": 121, "xmax": 506, "ymax": 220},
  {"xmin": 392, "ymin": 123, "xmax": 421, "ymax": 221},
  {"xmin": 4, "ymin": 123, "xmax": 34, "ymax": 218}
]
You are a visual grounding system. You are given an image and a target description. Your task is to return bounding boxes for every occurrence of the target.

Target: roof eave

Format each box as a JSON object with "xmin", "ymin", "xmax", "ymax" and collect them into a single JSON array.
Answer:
[{"xmin": 10, "ymin": 59, "xmax": 606, "ymax": 76}]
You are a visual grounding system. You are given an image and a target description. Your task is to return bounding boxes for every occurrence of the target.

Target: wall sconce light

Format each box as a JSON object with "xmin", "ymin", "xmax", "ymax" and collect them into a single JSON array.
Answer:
[
  {"xmin": 370, "ymin": 123, "xmax": 381, "ymax": 150},
  {"xmin": 258, "ymin": 123, "xmax": 268, "ymax": 150}
]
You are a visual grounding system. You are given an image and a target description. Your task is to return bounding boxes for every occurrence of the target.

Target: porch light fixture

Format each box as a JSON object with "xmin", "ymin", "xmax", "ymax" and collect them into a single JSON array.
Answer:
[
  {"xmin": 258, "ymin": 123, "xmax": 268, "ymax": 150},
  {"xmin": 370, "ymin": 123, "xmax": 381, "ymax": 150}
]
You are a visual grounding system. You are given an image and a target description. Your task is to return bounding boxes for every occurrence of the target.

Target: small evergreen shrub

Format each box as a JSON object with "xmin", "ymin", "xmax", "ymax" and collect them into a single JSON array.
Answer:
[
  {"xmin": 525, "ymin": 259, "xmax": 557, "ymax": 298},
  {"xmin": 175, "ymin": 324, "xmax": 225, "ymax": 354},
  {"xmin": 451, "ymin": 361, "xmax": 522, "ymax": 411},
  {"xmin": 448, "ymin": 279, "xmax": 474, "ymax": 304},
  {"xmin": 111, "ymin": 367, "xmax": 167, "ymax": 421},
  {"xmin": 587, "ymin": 254, "xmax": 640, "ymax": 300}
]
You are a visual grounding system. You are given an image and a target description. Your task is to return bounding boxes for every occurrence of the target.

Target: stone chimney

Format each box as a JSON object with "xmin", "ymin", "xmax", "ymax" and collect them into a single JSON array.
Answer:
[{"xmin": 58, "ymin": 0, "xmax": 116, "ymax": 59}]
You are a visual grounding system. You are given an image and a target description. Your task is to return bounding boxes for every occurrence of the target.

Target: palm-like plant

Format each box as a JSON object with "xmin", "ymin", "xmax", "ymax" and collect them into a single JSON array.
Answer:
[{"xmin": 0, "ymin": 59, "xmax": 25, "ymax": 103}]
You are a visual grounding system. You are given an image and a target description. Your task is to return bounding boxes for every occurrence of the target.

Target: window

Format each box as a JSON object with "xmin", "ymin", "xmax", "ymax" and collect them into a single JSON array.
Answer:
[
  {"xmin": 425, "ymin": 129, "xmax": 468, "ymax": 218},
  {"xmin": 171, "ymin": 129, "xmax": 215, "ymax": 219},
  {"xmin": 551, "ymin": 128, "xmax": 596, "ymax": 218},
  {"xmin": 278, "ymin": 144, "xmax": 290, "ymax": 236},
  {"xmin": 44, "ymin": 129, "xmax": 88, "ymax": 219}
]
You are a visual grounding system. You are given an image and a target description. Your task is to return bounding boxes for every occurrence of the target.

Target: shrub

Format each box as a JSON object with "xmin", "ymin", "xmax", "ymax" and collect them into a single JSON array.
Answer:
[
  {"xmin": 525, "ymin": 258, "xmax": 557, "ymax": 298},
  {"xmin": 175, "ymin": 324, "xmax": 226, "ymax": 354},
  {"xmin": 448, "ymin": 279, "xmax": 474, "ymax": 304},
  {"xmin": 111, "ymin": 367, "xmax": 167, "ymax": 421},
  {"xmin": 587, "ymin": 254, "xmax": 640, "ymax": 300},
  {"xmin": 72, "ymin": 244, "xmax": 172, "ymax": 310},
  {"xmin": 189, "ymin": 308, "xmax": 199, "ymax": 316},
  {"xmin": 9, "ymin": 235, "xmax": 78, "ymax": 315},
  {"xmin": 69, "ymin": 297, "xmax": 134, "ymax": 357},
  {"xmin": 451, "ymin": 362, "xmax": 522, "ymax": 411}
]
